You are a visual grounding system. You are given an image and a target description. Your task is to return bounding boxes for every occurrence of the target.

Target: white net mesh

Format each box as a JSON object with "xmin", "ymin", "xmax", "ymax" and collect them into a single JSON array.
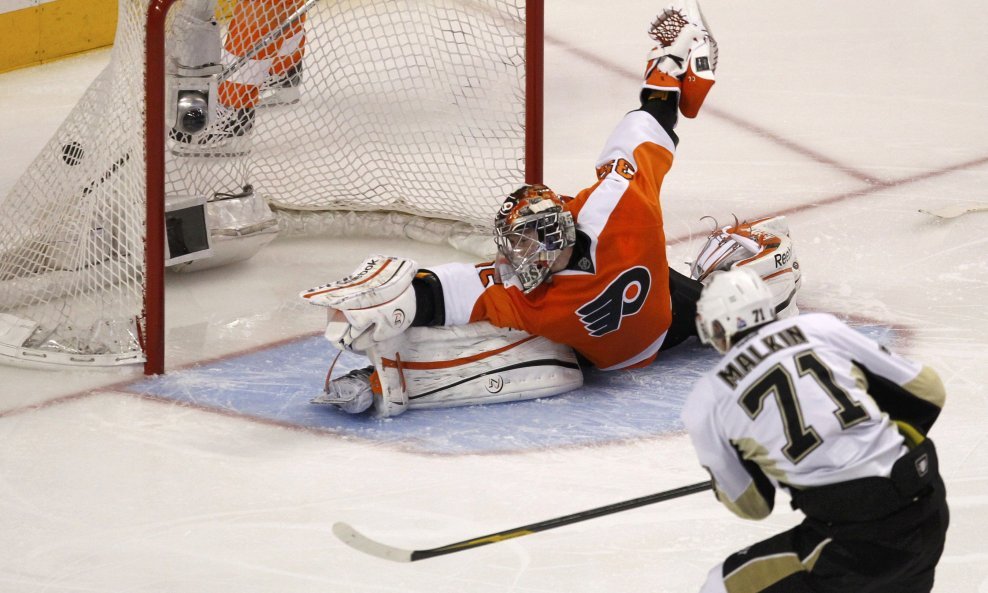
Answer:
[{"xmin": 0, "ymin": 0, "xmax": 532, "ymax": 367}]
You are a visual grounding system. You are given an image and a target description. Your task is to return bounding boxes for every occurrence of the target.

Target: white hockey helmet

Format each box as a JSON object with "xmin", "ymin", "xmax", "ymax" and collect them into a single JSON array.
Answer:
[
  {"xmin": 494, "ymin": 184, "xmax": 576, "ymax": 293},
  {"xmin": 696, "ymin": 268, "xmax": 776, "ymax": 354}
]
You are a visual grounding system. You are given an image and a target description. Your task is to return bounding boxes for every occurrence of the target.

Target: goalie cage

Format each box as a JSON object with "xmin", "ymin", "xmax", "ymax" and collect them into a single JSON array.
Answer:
[{"xmin": 0, "ymin": 0, "xmax": 544, "ymax": 373}]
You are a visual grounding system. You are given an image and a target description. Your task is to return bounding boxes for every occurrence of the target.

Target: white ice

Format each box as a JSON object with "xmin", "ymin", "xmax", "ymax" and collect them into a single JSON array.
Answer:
[{"xmin": 1, "ymin": 1, "xmax": 987, "ymax": 592}]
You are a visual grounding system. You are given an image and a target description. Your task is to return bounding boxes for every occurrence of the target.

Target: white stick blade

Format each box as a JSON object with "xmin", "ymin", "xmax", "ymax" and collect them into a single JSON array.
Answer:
[{"xmin": 333, "ymin": 522, "xmax": 414, "ymax": 562}]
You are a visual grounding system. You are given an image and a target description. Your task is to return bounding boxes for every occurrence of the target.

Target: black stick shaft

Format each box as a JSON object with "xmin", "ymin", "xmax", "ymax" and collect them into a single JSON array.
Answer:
[{"xmin": 409, "ymin": 480, "xmax": 712, "ymax": 561}]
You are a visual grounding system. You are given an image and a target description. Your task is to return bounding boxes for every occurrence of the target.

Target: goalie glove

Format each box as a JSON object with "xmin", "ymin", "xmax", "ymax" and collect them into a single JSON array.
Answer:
[
  {"xmin": 690, "ymin": 216, "xmax": 801, "ymax": 318},
  {"xmin": 300, "ymin": 255, "xmax": 417, "ymax": 351},
  {"xmin": 643, "ymin": 0, "xmax": 718, "ymax": 118}
]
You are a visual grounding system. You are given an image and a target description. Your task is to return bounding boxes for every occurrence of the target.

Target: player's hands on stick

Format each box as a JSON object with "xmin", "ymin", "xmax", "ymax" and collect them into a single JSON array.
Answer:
[{"xmin": 333, "ymin": 481, "xmax": 714, "ymax": 562}]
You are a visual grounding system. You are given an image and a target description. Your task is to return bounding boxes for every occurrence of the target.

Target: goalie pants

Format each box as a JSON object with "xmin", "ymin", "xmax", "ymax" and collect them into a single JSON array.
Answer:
[
  {"xmin": 708, "ymin": 474, "xmax": 949, "ymax": 593},
  {"xmin": 661, "ymin": 269, "xmax": 702, "ymax": 351}
]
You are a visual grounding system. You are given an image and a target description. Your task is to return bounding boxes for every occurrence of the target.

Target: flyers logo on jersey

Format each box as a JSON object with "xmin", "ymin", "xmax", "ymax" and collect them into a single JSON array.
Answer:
[{"xmin": 577, "ymin": 267, "xmax": 652, "ymax": 337}]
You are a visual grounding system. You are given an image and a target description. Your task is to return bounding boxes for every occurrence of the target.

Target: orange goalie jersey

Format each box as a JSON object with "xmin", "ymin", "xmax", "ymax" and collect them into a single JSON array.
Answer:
[{"xmin": 429, "ymin": 110, "xmax": 677, "ymax": 370}]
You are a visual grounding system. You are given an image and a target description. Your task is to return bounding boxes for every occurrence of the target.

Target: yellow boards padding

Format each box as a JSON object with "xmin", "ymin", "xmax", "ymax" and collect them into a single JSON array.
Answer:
[
  {"xmin": 0, "ymin": 0, "xmax": 117, "ymax": 73},
  {"xmin": 215, "ymin": 0, "xmax": 236, "ymax": 23}
]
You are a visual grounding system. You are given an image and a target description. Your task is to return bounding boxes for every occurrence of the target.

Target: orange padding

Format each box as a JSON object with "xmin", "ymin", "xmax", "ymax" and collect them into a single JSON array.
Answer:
[
  {"xmin": 644, "ymin": 67, "xmax": 681, "ymax": 91},
  {"xmin": 369, "ymin": 371, "xmax": 383, "ymax": 395},
  {"xmin": 218, "ymin": 80, "xmax": 260, "ymax": 109},
  {"xmin": 679, "ymin": 69, "xmax": 714, "ymax": 118}
]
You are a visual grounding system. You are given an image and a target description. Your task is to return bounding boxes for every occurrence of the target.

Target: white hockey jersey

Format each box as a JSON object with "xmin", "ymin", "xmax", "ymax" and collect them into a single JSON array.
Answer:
[{"xmin": 682, "ymin": 312, "xmax": 946, "ymax": 520}]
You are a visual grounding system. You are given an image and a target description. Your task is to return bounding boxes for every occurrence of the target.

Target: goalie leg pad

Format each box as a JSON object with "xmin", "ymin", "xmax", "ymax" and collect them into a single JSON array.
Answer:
[
  {"xmin": 364, "ymin": 322, "xmax": 583, "ymax": 416},
  {"xmin": 691, "ymin": 216, "xmax": 802, "ymax": 318}
]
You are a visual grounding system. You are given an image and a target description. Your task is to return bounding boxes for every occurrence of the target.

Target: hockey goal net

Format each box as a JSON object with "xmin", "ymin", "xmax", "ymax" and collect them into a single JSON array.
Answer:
[{"xmin": 0, "ymin": 0, "xmax": 542, "ymax": 373}]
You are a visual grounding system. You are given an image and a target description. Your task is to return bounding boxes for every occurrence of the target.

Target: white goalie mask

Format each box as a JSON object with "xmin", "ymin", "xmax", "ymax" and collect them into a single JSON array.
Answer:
[
  {"xmin": 493, "ymin": 185, "xmax": 577, "ymax": 293},
  {"xmin": 696, "ymin": 268, "xmax": 776, "ymax": 354}
]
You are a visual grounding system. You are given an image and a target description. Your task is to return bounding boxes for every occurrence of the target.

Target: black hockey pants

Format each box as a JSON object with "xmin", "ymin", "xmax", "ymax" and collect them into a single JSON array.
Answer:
[{"xmin": 715, "ymin": 447, "xmax": 949, "ymax": 593}]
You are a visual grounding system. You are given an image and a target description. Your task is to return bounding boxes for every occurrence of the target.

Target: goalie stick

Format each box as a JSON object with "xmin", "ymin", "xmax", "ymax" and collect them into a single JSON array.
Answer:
[{"xmin": 333, "ymin": 480, "xmax": 712, "ymax": 562}]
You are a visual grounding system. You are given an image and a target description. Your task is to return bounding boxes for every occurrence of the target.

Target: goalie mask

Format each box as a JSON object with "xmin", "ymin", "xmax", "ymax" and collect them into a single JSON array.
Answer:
[
  {"xmin": 696, "ymin": 268, "xmax": 775, "ymax": 354},
  {"xmin": 494, "ymin": 184, "xmax": 577, "ymax": 293}
]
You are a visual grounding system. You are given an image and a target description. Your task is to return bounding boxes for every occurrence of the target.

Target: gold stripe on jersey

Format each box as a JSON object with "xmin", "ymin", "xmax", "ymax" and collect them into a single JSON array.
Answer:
[
  {"xmin": 850, "ymin": 363, "xmax": 869, "ymax": 392},
  {"xmin": 731, "ymin": 437, "xmax": 789, "ymax": 483},
  {"xmin": 852, "ymin": 361, "xmax": 944, "ymax": 410},
  {"xmin": 715, "ymin": 479, "xmax": 772, "ymax": 520},
  {"xmin": 904, "ymin": 365, "xmax": 947, "ymax": 409}
]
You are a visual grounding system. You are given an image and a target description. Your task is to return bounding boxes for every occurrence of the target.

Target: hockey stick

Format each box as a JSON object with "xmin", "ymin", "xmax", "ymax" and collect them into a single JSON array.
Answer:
[
  {"xmin": 919, "ymin": 204, "xmax": 988, "ymax": 220},
  {"xmin": 333, "ymin": 480, "xmax": 712, "ymax": 562}
]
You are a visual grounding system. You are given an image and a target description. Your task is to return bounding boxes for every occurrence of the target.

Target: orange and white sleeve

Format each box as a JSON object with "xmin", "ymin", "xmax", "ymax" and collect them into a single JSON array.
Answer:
[{"xmin": 426, "ymin": 262, "xmax": 528, "ymax": 330}]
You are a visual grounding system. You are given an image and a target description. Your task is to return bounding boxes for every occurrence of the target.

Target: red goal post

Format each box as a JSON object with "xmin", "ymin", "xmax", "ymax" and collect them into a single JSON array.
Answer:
[{"xmin": 0, "ymin": 0, "xmax": 543, "ymax": 375}]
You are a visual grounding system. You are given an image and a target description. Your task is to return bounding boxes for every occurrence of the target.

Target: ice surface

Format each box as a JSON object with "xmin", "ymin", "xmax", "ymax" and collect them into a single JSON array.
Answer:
[{"xmin": 1, "ymin": 1, "xmax": 986, "ymax": 592}]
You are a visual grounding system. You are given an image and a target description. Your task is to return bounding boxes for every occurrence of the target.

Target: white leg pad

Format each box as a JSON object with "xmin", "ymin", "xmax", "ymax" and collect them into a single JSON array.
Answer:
[
  {"xmin": 690, "ymin": 215, "xmax": 802, "ymax": 318},
  {"xmin": 364, "ymin": 322, "xmax": 583, "ymax": 416}
]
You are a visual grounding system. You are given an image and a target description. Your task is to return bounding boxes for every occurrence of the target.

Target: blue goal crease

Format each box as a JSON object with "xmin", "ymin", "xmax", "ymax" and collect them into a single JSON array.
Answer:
[{"xmin": 123, "ymin": 325, "xmax": 896, "ymax": 455}]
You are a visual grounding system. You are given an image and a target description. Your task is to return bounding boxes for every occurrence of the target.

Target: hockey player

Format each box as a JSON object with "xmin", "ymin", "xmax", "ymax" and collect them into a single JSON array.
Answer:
[
  {"xmin": 168, "ymin": 0, "xmax": 306, "ymax": 154},
  {"xmin": 683, "ymin": 269, "xmax": 949, "ymax": 593},
  {"xmin": 300, "ymin": 2, "xmax": 798, "ymax": 416}
]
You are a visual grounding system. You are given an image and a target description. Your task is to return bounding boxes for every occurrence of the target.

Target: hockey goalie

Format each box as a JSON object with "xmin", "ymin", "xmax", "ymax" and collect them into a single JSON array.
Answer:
[{"xmin": 300, "ymin": 1, "xmax": 802, "ymax": 417}]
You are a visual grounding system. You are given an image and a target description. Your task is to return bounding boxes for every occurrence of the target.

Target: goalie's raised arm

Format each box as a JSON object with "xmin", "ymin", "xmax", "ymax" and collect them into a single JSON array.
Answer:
[{"xmin": 642, "ymin": 1, "xmax": 717, "ymax": 118}]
